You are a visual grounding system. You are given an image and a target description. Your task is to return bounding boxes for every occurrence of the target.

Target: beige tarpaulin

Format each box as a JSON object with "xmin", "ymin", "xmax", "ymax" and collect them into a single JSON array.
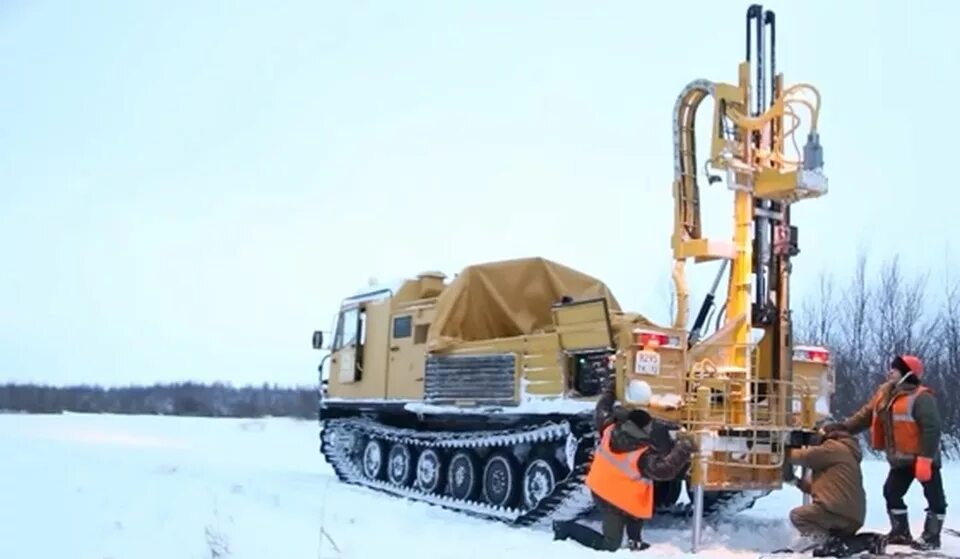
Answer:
[
  {"xmin": 611, "ymin": 311, "xmax": 660, "ymax": 337},
  {"xmin": 426, "ymin": 257, "xmax": 623, "ymax": 351}
]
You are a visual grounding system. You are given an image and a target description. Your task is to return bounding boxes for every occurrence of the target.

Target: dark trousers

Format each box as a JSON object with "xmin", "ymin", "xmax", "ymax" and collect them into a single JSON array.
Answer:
[
  {"xmin": 883, "ymin": 463, "xmax": 947, "ymax": 514},
  {"xmin": 560, "ymin": 497, "xmax": 643, "ymax": 551}
]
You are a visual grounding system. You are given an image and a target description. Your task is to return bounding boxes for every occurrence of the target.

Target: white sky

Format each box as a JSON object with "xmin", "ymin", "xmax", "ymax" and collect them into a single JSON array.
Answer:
[{"xmin": 1, "ymin": 0, "xmax": 957, "ymax": 387}]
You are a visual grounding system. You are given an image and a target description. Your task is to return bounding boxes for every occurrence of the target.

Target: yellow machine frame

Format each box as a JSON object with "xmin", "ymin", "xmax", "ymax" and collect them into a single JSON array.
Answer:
[{"xmin": 660, "ymin": 4, "xmax": 828, "ymax": 550}]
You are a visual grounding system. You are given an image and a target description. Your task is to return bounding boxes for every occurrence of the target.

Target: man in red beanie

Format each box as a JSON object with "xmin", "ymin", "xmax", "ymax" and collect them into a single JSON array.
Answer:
[{"xmin": 822, "ymin": 354, "xmax": 946, "ymax": 550}]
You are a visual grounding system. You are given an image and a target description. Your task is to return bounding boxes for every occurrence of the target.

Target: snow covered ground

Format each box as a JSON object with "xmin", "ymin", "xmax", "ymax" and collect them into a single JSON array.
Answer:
[{"xmin": 1, "ymin": 412, "xmax": 957, "ymax": 559}]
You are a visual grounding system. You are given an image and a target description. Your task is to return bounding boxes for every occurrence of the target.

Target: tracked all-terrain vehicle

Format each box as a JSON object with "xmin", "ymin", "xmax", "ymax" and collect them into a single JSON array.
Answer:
[{"xmin": 315, "ymin": 4, "xmax": 833, "ymax": 548}]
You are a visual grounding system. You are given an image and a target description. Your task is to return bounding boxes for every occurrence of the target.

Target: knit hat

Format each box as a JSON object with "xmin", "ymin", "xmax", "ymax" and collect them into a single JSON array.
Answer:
[{"xmin": 627, "ymin": 409, "xmax": 652, "ymax": 429}]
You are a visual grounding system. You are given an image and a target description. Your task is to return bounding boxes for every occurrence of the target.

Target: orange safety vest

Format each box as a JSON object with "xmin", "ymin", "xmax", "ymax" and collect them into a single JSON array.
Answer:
[
  {"xmin": 585, "ymin": 423, "xmax": 654, "ymax": 519},
  {"xmin": 869, "ymin": 385, "xmax": 932, "ymax": 459}
]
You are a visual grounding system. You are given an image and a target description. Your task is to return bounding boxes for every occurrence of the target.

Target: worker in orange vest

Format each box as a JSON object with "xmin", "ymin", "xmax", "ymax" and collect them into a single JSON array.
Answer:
[
  {"xmin": 552, "ymin": 377, "xmax": 696, "ymax": 551},
  {"xmin": 822, "ymin": 354, "xmax": 946, "ymax": 550}
]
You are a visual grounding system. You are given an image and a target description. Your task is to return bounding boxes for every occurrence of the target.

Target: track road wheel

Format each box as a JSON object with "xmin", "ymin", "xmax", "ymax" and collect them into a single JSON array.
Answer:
[
  {"xmin": 387, "ymin": 442, "xmax": 416, "ymax": 487},
  {"xmin": 361, "ymin": 438, "xmax": 386, "ymax": 480},
  {"xmin": 522, "ymin": 457, "xmax": 561, "ymax": 511},
  {"xmin": 482, "ymin": 452, "xmax": 519, "ymax": 508},
  {"xmin": 447, "ymin": 450, "xmax": 480, "ymax": 501},
  {"xmin": 415, "ymin": 447, "xmax": 445, "ymax": 493}
]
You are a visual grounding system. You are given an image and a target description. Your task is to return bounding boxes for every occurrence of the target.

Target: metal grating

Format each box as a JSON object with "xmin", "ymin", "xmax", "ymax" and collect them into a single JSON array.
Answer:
[{"xmin": 424, "ymin": 353, "xmax": 516, "ymax": 404}]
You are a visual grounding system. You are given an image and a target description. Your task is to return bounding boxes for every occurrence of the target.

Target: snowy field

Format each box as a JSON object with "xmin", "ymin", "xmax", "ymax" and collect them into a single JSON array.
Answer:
[{"xmin": 2, "ymin": 413, "xmax": 958, "ymax": 559}]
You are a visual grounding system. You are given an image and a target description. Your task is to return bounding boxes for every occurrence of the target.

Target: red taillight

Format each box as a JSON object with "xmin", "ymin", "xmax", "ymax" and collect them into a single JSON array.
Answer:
[
  {"xmin": 634, "ymin": 329, "xmax": 670, "ymax": 348},
  {"xmin": 794, "ymin": 345, "xmax": 831, "ymax": 363},
  {"xmin": 809, "ymin": 349, "xmax": 830, "ymax": 363}
]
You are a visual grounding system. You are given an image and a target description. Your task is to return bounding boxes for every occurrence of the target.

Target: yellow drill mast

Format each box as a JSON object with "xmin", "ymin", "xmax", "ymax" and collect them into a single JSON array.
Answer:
[{"xmin": 670, "ymin": 5, "xmax": 827, "ymax": 551}]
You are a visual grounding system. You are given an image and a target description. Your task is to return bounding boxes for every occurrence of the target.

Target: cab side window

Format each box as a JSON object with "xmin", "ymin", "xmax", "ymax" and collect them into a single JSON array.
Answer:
[
  {"xmin": 393, "ymin": 315, "xmax": 412, "ymax": 339},
  {"xmin": 334, "ymin": 307, "xmax": 360, "ymax": 350},
  {"xmin": 333, "ymin": 305, "xmax": 366, "ymax": 382}
]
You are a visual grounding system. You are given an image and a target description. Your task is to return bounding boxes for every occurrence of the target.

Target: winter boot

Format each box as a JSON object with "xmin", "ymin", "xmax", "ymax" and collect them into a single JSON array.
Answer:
[
  {"xmin": 551, "ymin": 520, "xmax": 618, "ymax": 551},
  {"xmin": 552, "ymin": 520, "xmax": 571, "ymax": 541},
  {"xmin": 913, "ymin": 510, "xmax": 944, "ymax": 550},
  {"xmin": 887, "ymin": 509, "xmax": 913, "ymax": 545},
  {"xmin": 868, "ymin": 533, "xmax": 889, "ymax": 555},
  {"xmin": 772, "ymin": 534, "xmax": 826, "ymax": 555},
  {"xmin": 811, "ymin": 539, "xmax": 845, "ymax": 557},
  {"xmin": 625, "ymin": 523, "xmax": 650, "ymax": 551},
  {"xmin": 834, "ymin": 532, "xmax": 887, "ymax": 556},
  {"xmin": 812, "ymin": 532, "xmax": 858, "ymax": 558}
]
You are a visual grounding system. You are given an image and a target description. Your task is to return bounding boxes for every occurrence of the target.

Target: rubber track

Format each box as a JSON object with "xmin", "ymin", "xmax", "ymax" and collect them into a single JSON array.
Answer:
[
  {"xmin": 320, "ymin": 416, "xmax": 770, "ymax": 527},
  {"xmin": 319, "ymin": 416, "xmax": 598, "ymax": 527}
]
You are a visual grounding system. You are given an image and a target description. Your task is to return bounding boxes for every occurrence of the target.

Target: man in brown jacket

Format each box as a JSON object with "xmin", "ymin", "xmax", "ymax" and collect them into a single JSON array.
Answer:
[
  {"xmin": 822, "ymin": 354, "xmax": 946, "ymax": 550},
  {"xmin": 784, "ymin": 424, "xmax": 886, "ymax": 556}
]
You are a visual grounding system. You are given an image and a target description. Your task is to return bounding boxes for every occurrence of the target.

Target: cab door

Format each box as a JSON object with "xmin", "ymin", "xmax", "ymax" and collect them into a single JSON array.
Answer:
[
  {"xmin": 331, "ymin": 305, "xmax": 365, "ymax": 384},
  {"xmin": 386, "ymin": 313, "xmax": 422, "ymax": 399}
]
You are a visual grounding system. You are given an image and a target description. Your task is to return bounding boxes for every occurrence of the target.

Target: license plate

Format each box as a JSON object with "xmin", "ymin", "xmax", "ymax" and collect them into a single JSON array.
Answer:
[{"xmin": 634, "ymin": 350, "xmax": 660, "ymax": 375}]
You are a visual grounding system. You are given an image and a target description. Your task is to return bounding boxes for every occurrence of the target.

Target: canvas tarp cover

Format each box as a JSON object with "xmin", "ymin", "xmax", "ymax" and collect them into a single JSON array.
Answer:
[{"xmin": 426, "ymin": 257, "xmax": 622, "ymax": 351}]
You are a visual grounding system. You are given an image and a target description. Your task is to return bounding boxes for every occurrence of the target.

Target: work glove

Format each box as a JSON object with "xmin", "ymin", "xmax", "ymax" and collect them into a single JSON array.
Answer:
[
  {"xmin": 820, "ymin": 422, "xmax": 844, "ymax": 434},
  {"xmin": 675, "ymin": 431, "xmax": 697, "ymax": 452},
  {"xmin": 915, "ymin": 457, "xmax": 933, "ymax": 483}
]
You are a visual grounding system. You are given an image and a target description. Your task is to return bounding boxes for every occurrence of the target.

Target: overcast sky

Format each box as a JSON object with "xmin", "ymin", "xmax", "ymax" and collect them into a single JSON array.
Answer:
[{"xmin": 1, "ymin": 0, "xmax": 956, "ymax": 387}]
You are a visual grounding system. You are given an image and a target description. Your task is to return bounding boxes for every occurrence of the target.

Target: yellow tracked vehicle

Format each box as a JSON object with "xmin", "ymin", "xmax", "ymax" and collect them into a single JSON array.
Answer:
[{"xmin": 314, "ymin": 4, "xmax": 833, "ymax": 545}]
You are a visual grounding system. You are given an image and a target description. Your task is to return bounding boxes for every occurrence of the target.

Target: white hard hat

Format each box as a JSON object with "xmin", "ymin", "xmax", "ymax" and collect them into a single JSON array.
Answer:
[{"xmin": 626, "ymin": 379, "xmax": 652, "ymax": 405}]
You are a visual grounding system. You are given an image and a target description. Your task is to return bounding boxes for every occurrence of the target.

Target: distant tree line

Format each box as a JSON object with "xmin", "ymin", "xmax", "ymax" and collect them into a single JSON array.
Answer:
[
  {"xmin": 0, "ymin": 381, "xmax": 318, "ymax": 419},
  {"xmin": 2, "ymin": 249, "xmax": 956, "ymax": 460},
  {"xmin": 794, "ymin": 249, "xmax": 960, "ymax": 458}
]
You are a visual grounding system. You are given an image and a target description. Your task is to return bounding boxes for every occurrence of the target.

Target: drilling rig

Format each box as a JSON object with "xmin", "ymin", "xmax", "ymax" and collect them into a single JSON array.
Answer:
[
  {"xmin": 313, "ymin": 4, "xmax": 831, "ymax": 549},
  {"xmin": 669, "ymin": 3, "xmax": 828, "ymax": 549}
]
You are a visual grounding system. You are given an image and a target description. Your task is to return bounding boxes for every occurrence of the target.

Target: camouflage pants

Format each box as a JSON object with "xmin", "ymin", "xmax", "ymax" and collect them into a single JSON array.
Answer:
[{"xmin": 789, "ymin": 502, "xmax": 861, "ymax": 538}]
